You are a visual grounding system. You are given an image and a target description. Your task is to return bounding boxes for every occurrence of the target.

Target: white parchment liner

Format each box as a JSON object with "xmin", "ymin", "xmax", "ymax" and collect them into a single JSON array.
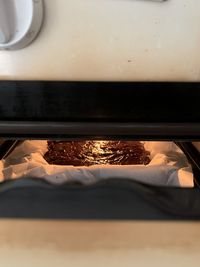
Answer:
[{"xmin": 0, "ymin": 141, "xmax": 194, "ymax": 187}]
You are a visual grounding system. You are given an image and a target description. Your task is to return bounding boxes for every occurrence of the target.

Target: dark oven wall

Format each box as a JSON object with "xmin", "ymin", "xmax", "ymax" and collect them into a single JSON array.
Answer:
[{"xmin": 0, "ymin": 81, "xmax": 200, "ymax": 140}]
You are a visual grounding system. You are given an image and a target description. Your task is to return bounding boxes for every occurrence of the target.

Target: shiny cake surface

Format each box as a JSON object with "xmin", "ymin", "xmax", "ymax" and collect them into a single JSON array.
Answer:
[{"xmin": 44, "ymin": 141, "xmax": 150, "ymax": 166}]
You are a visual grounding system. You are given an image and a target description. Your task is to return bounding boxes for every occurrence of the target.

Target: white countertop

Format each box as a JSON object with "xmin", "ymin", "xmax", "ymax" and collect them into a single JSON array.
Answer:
[
  {"xmin": 0, "ymin": 220, "xmax": 200, "ymax": 267},
  {"xmin": 0, "ymin": 0, "xmax": 200, "ymax": 81}
]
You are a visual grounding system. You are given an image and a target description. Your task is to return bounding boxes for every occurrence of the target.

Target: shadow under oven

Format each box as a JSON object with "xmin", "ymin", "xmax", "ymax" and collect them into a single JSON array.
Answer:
[{"xmin": 0, "ymin": 81, "xmax": 200, "ymax": 220}]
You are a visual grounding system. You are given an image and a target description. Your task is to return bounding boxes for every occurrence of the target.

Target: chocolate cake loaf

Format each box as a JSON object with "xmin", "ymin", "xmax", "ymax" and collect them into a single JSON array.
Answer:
[{"xmin": 44, "ymin": 141, "xmax": 150, "ymax": 166}]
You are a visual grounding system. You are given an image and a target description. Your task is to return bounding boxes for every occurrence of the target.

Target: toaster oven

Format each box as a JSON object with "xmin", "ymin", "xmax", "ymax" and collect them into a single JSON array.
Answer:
[{"xmin": 1, "ymin": 0, "xmax": 200, "ymax": 266}]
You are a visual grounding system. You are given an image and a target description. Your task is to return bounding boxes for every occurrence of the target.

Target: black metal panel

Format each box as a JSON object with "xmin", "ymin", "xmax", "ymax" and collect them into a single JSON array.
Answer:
[
  {"xmin": 0, "ymin": 81, "xmax": 200, "ymax": 122},
  {"xmin": 0, "ymin": 81, "xmax": 200, "ymax": 139}
]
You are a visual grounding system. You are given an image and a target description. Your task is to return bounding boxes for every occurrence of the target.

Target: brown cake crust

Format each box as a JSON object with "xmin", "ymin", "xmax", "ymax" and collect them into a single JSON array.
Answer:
[{"xmin": 44, "ymin": 141, "xmax": 150, "ymax": 166}]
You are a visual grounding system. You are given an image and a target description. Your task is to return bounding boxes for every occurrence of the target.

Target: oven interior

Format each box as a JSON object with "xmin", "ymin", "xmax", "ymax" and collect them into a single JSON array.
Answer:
[
  {"xmin": 0, "ymin": 82, "xmax": 200, "ymax": 220},
  {"xmin": 0, "ymin": 139, "xmax": 200, "ymax": 220},
  {"xmin": 0, "ymin": 139, "xmax": 198, "ymax": 187}
]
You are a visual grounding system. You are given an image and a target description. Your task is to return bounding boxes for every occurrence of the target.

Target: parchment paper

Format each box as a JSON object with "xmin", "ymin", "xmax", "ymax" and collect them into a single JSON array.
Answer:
[{"xmin": 0, "ymin": 141, "xmax": 194, "ymax": 187}]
